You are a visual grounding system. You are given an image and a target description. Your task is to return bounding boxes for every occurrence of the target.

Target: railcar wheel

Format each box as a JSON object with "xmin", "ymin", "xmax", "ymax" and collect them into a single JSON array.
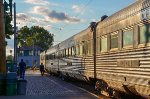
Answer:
[
  {"xmin": 59, "ymin": 73, "xmax": 68, "ymax": 81},
  {"xmin": 95, "ymin": 80, "xmax": 122, "ymax": 98}
]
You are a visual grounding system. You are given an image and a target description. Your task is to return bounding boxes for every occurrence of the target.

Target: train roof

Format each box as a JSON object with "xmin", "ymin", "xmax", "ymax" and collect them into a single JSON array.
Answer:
[
  {"xmin": 46, "ymin": 45, "xmax": 58, "ymax": 54},
  {"xmin": 97, "ymin": 0, "xmax": 148, "ymax": 29},
  {"xmin": 51, "ymin": 27, "xmax": 91, "ymax": 50}
]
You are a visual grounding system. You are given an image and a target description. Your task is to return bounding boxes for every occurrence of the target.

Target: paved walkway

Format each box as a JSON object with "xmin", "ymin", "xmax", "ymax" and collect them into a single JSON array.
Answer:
[{"xmin": 0, "ymin": 70, "xmax": 99, "ymax": 99}]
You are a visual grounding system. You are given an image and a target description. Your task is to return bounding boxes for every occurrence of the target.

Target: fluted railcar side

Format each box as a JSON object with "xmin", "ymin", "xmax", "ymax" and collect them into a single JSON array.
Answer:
[
  {"xmin": 95, "ymin": 0, "xmax": 150, "ymax": 98},
  {"xmin": 50, "ymin": 28, "xmax": 94, "ymax": 81},
  {"xmin": 45, "ymin": 46, "xmax": 59, "ymax": 74}
]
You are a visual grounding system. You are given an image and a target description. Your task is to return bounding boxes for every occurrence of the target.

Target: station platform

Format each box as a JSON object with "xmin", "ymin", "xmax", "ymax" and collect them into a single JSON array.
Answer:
[{"xmin": 0, "ymin": 70, "xmax": 99, "ymax": 99}]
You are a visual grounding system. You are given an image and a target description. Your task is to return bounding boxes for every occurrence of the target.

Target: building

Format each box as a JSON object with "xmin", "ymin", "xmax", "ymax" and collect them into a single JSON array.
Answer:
[{"xmin": 17, "ymin": 46, "xmax": 43, "ymax": 67}]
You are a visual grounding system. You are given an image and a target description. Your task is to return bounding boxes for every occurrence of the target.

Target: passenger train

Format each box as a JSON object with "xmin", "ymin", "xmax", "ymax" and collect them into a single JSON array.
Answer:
[{"xmin": 40, "ymin": 0, "xmax": 150, "ymax": 98}]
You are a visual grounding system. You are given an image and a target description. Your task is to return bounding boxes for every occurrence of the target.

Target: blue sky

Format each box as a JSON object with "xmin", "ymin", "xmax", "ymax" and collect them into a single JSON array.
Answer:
[{"xmin": 6, "ymin": 0, "xmax": 135, "ymax": 55}]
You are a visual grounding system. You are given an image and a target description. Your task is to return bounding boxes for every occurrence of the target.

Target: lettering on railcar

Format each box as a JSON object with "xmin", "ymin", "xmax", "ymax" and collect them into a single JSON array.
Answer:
[
  {"xmin": 67, "ymin": 62, "xmax": 72, "ymax": 66},
  {"xmin": 117, "ymin": 60, "xmax": 139, "ymax": 67}
]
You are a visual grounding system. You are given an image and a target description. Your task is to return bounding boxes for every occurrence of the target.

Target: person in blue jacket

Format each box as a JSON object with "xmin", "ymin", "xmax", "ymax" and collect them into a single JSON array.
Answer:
[{"xmin": 19, "ymin": 59, "xmax": 26, "ymax": 79}]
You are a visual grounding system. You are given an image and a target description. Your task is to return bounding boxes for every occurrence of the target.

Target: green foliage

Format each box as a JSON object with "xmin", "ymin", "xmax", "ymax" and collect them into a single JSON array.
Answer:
[
  {"xmin": 4, "ymin": 0, "xmax": 13, "ymax": 39},
  {"xmin": 5, "ymin": 12, "xmax": 13, "ymax": 39},
  {"xmin": 4, "ymin": 1, "xmax": 9, "ymax": 11},
  {"xmin": 6, "ymin": 55, "xmax": 13, "ymax": 61},
  {"xmin": 18, "ymin": 26, "xmax": 54, "ymax": 50}
]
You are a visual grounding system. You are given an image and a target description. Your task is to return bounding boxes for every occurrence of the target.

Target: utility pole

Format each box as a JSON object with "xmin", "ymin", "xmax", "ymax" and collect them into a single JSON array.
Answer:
[
  {"xmin": 0, "ymin": 0, "xmax": 6, "ymax": 75},
  {"xmin": 13, "ymin": 2, "xmax": 17, "ymax": 64},
  {"xmin": 32, "ymin": 40, "xmax": 34, "ymax": 69},
  {"xmin": 90, "ymin": 22, "xmax": 97, "ymax": 82},
  {"xmin": 57, "ymin": 44, "xmax": 59, "ymax": 72}
]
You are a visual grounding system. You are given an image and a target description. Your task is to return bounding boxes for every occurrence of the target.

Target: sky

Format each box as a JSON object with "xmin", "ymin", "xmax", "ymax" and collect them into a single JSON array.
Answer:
[{"xmin": 6, "ymin": 0, "xmax": 136, "ymax": 56}]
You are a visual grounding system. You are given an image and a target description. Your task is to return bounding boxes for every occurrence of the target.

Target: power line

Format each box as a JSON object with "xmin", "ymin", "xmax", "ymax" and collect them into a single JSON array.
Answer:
[
  {"xmin": 75, "ymin": 0, "xmax": 93, "ymax": 18},
  {"xmin": 16, "ymin": 0, "xmax": 93, "ymax": 31},
  {"xmin": 61, "ymin": 0, "xmax": 93, "ymax": 30}
]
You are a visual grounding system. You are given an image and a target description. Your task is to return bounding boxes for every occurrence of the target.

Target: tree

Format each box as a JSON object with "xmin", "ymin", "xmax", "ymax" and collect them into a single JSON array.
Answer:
[
  {"xmin": 18, "ymin": 26, "xmax": 54, "ymax": 50},
  {"xmin": 5, "ymin": 12, "xmax": 13, "ymax": 39},
  {"xmin": 6, "ymin": 55, "xmax": 13, "ymax": 61},
  {"xmin": 4, "ymin": 0, "xmax": 13, "ymax": 39}
]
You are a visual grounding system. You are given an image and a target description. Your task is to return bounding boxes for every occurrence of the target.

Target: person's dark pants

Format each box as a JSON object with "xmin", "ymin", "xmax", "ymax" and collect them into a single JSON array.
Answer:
[
  {"xmin": 40, "ymin": 70, "xmax": 44, "ymax": 76},
  {"xmin": 20, "ymin": 69, "xmax": 25, "ymax": 79}
]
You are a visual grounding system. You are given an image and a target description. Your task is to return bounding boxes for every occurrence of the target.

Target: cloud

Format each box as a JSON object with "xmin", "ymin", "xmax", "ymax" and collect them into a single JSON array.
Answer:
[
  {"xmin": 43, "ymin": 25, "xmax": 52, "ymax": 30},
  {"xmin": 45, "ymin": 10, "xmax": 81, "ymax": 23},
  {"xmin": 31, "ymin": 6, "xmax": 49, "ymax": 15},
  {"xmin": 16, "ymin": 13, "xmax": 30, "ymax": 20},
  {"xmin": 16, "ymin": 13, "xmax": 49, "ymax": 27},
  {"xmin": 25, "ymin": 0, "xmax": 49, "ymax": 5},
  {"xmin": 31, "ymin": 6, "xmax": 81, "ymax": 23},
  {"xmin": 72, "ymin": 5, "xmax": 82, "ymax": 13},
  {"xmin": 16, "ymin": 13, "xmax": 30, "ymax": 27}
]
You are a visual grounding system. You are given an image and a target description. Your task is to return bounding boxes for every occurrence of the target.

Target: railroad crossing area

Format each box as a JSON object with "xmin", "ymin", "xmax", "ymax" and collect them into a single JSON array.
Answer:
[{"xmin": 0, "ymin": 70, "xmax": 99, "ymax": 99}]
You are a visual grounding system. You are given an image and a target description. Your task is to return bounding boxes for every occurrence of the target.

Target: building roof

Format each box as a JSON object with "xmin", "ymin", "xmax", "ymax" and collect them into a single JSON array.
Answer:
[{"xmin": 18, "ymin": 45, "xmax": 43, "ymax": 51}]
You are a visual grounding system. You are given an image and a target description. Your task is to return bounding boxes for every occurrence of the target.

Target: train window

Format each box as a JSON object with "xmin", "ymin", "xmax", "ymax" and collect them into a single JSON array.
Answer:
[
  {"xmin": 76, "ymin": 45, "xmax": 80, "ymax": 55},
  {"xmin": 70, "ymin": 47, "xmax": 72, "ymax": 56},
  {"xmin": 65, "ymin": 49, "xmax": 68, "ymax": 56},
  {"xmin": 56, "ymin": 52, "xmax": 59, "ymax": 58},
  {"xmin": 58, "ymin": 51, "xmax": 61, "ymax": 58},
  {"xmin": 87, "ymin": 42, "xmax": 89, "ymax": 55},
  {"xmin": 61, "ymin": 50, "xmax": 63, "ymax": 57},
  {"xmin": 47, "ymin": 55, "xmax": 49, "ymax": 59},
  {"xmin": 64, "ymin": 49, "xmax": 66, "ymax": 57},
  {"xmin": 84, "ymin": 42, "xmax": 88, "ymax": 55},
  {"xmin": 52, "ymin": 53, "xmax": 54, "ymax": 59},
  {"xmin": 139, "ymin": 24, "xmax": 150, "ymax": 44},
  {"xmin": 49, "ymin": 54, "xmax": 51, "ymax": 59},
  {"xmin": 123, "ymin": 29, "xmax": 133, "ymax": 47},
  {"xmin": 48, "ymin": 55, "xmax": 51, "ymax": 59},
  {"xmin": 62, "ymin": 50, "xmax": 63, "ymax": 57},
  {"xmin": 89, "ymin": 40, "xmax": 92, "ymax": 55},
  {"xmin": 69, "ymin": 48, "xmax": 71, "ymax": 56},
  {"xmin": 75, "ymin": 46, "xmax": 78, "ymax": 55},
  {"xmin": 72, "ymin": 46, "xmax": 75, "ymax": 56},
  {"xmin": 53, "ymin": 54, "xmax": 55, "ymax": 59},
  {"xmin": 96, "ymin": 37, "xmax": 100, "ymax": 54},
  {"xmin": 46, "ymin": 55, "xmax": 48, "ymax": 60},
  {"xmin": 88, "ymin": 41, "xmax": 90, "ymax": 55},
  {"xmin": 82, "ymin": 44, "xmax": 85, "ymax": 55},
  {"xmin": 80, "ymin": 45, "xmax": 83, "ymax": 55},
  {"xmin": 101, "ymin": 36, "xmax": 108, "ymax": 52},
  {"xmin": 110, "ymin": 32, "xmax": 118, "ymax": 49},
  {"xmin": 74, "ymin": 46, "xmax": 76, "ymax": 55}
]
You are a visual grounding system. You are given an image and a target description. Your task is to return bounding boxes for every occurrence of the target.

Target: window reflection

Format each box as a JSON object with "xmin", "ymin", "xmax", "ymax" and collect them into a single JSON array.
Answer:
[
  {"xmin": 123, "ymin": 29, "xmax": 133, "ymax": 47},
  {"xmin": 101, "ymin": 36, "xmax": 107, "ymax": 52}
]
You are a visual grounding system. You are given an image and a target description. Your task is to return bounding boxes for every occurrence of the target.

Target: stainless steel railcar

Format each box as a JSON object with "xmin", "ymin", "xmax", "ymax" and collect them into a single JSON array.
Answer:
[
  {"xmin": 41, "ymin": 0, "xmax": 150, "ymax": 98},
  {"xmin": 44, "ymin": 29, "xmax": 93, "ymax": 81},
  {"xmin": 95, "ymin": 0, "xmax": 150, "ymax": 98}
]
